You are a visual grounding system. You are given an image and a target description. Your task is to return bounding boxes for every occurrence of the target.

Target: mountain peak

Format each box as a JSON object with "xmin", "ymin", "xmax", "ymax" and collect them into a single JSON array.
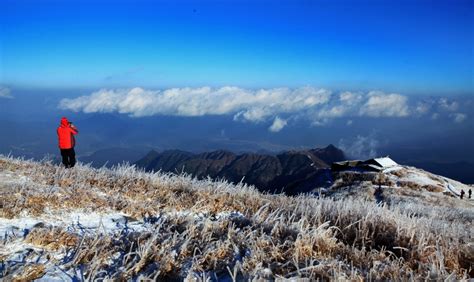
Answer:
[
  {"xmin": 325, "ymin": 144, "xmax": 338, "ymax": 150},
  {"xmin": 309, "ymin": 145, "xmax": 346, "ymax": 165}
]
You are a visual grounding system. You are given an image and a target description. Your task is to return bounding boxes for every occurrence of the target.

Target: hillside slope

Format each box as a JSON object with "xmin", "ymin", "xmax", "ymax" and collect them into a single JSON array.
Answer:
[
  {"xmin": 135, "ymin": 144, "xmax": 345, "ymax": 194},
  {"xmin": 1, "ymin": 156, "xmax": 473, "ymax": 280},
  {"xmin": 328, "ymin": 164, "xmax": 474, "ymax": 208}
]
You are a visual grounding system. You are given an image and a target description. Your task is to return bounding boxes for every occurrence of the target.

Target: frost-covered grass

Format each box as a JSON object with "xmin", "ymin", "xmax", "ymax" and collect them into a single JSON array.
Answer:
[{"xmin": 0, "ymin": 155, "xmax": 473, "ymax": 280}]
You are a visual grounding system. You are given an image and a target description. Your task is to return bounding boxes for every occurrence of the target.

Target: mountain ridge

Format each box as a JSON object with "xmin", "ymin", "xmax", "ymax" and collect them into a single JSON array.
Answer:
[{"xmin": 135, "ymin": 144, "xmax": 346, "ymax": 194}]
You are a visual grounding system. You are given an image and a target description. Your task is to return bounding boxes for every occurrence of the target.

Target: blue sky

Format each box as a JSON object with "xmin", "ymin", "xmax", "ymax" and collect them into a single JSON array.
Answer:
[{"xmin": 1, "ymin": 0, "xmax": 473, "ymax": 94}]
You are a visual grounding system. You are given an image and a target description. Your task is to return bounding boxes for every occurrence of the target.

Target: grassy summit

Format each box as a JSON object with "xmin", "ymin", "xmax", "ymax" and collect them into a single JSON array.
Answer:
[{"xmin": 0, "ymin": 156, "xmax": 472, "ymax": 280}]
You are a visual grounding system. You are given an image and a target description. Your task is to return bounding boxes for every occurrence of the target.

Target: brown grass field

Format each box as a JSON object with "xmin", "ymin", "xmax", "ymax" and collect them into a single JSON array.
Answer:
[{"xmin": 0, "ymin": 156, "xmax": 473, "ymax": 280}]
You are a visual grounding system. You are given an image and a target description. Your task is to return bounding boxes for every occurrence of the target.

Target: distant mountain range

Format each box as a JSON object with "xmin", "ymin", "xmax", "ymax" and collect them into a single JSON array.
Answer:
[
  {"xmin": 80, "ymin": 147, "xmax": 149, "ymax": 168},
  {"xmin": 135, "ymin": 144, "xmax": 346, "ymax": 194}
]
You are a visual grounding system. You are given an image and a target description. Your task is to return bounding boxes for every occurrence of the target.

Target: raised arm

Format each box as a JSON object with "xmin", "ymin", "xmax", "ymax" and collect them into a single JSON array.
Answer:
[{"xmin": 70, "ymin": 124, "xmax": 79, "ymax": 134}]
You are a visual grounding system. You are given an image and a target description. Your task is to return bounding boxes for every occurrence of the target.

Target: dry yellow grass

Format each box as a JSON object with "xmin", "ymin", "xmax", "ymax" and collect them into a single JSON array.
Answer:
[
  {"xmin": 25, "ymin": 227, "xmax": 79, "ymax": 250},
  {"xmin": 1, "ymin": 155, "xmax": 473, "ymax": 280},
  {"xmin": 12, "ymin": 264, "xmax": 46, "ymax": 281}
]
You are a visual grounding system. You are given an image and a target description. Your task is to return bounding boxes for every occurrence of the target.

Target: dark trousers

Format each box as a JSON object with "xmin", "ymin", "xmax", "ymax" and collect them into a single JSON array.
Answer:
[{"xmin": 60, "ymin": 148, "xmax": 76, "ymax": 168}]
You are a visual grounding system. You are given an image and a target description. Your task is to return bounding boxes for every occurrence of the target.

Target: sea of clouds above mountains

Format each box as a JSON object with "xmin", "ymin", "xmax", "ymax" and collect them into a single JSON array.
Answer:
[{"xmin": 59, "ymin": 86, "xmax": 468, "ymax": 132}]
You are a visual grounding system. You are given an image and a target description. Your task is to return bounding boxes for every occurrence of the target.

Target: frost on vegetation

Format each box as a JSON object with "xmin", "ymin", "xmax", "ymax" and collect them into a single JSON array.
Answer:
[{"xmin": 0, "ymin": 155, "xmax": 473, "ymax": 280}]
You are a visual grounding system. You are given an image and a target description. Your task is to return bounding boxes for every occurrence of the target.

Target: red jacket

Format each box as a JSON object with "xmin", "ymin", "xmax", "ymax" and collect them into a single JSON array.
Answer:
[{"xmin": 57, "ymin": 117, "xmax": 78, "ymax": 149}]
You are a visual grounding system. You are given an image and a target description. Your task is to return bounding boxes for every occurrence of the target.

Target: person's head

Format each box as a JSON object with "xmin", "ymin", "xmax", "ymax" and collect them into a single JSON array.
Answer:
[{"xmin": 60, "ymin": 117, "xmax": 69, "ymax": 126}]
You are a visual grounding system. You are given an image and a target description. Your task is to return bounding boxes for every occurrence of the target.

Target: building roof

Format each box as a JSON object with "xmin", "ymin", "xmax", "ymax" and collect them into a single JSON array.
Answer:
[
  {"xmin": 331, "ymin": 156, "xmax": 398, "ymax": 172},
  {"xmin": 372, "ymin": 157, "xmax": 398, "ymax": 168},
  {"xmin": 363, "ymin": 164, "xmax": 384, "ymax": 171}
]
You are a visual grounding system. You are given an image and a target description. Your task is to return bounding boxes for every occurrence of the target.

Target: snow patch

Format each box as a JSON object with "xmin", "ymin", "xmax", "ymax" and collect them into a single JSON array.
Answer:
[
  {"xmin": 401, "ymin": 171, "xmax": 440, "ymax": 187},
  {"xmin": 0, "ymin": 217, "xmax": 42, "ymax": 239}
]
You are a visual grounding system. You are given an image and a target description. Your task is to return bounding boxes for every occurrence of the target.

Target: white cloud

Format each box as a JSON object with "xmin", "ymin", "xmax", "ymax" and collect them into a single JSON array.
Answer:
[
  {"xmin": 317, "ymin": 105, "xmax": 349, "ymax": 118},
  {"xmin": 268, "ymin": 116, "xmax": 287, "ymax": 132},
  {"xmin": 359, "ymin": 91, "xmax": 409, "ymax": 117},
  {"xmin": 309, "ymin": 90, "xmax": 412, "ymax": 125},
  {"xmin": 414, "ymin": 101, "xmax": 431, "ymax": 115},
  {"xmin": 338, "ymin": 134, "xmax": 379, "ymax": 159},
  {"xmin": 339, "ymin": 91, "xmax": 363, "ymax": 104},
  {"xmin": 438, "ymin": 98, "xmax": 459, "ymax": 112},
  {"xmin": 0, "ymin": 86, "xmax": 12, "ymax": 99},
  {"xmin": 60, "ymin": 86, "xmax": 332, "ymax": 123},
  {"xmin": 60, "ymin": 86, "xmax": 445, "ymax": 132},
  {"xmin": 431, "ymin": 113, "xmax": 440, "ymax": 120},
  {"xmin": 311, "ymin": 119, "xmax": 330, "ymax": 127},
  {"xmin": 414, "ymin": 98, "xmax": 468, "ymax": 122},
  {"xmin": 451, "ymin": 113, "xmax": 467, "ymax": 123}
]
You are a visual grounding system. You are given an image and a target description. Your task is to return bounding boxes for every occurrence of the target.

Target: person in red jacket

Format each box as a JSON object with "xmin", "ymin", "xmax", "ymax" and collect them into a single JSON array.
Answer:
[{"xmin": 57, "ymin": 117, "xmax": 78, "ymax": 168}]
